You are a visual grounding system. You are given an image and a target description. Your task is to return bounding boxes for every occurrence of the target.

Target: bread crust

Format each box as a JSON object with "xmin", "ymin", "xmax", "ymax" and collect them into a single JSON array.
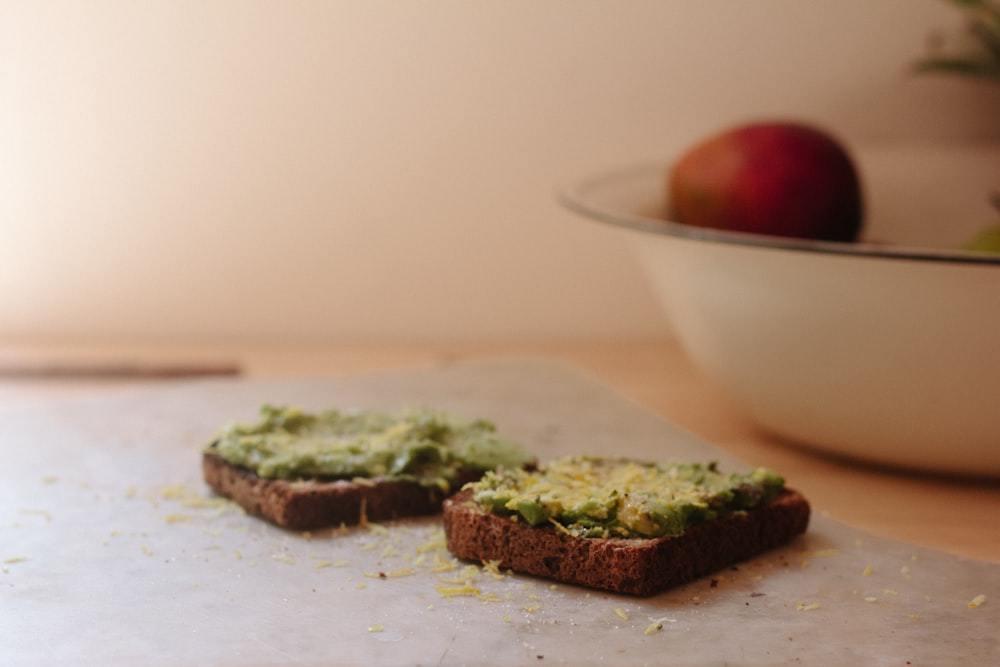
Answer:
[
  {"xmin": 442, "ymin": 488, "xmax": 810, "ymax": 596},
  {"xmin": 202, "ymin": 452, "xmax": 480, "ymax": 531}
]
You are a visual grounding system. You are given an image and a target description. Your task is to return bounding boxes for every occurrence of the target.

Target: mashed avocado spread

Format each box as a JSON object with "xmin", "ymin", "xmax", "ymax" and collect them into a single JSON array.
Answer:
[
  {"xmin": 206, "ymin": 405, "xmax": 533, "ymax": 490},
  {"xmin": 469, "ymin": 456, "xmax": 785, "ymax": 539}
]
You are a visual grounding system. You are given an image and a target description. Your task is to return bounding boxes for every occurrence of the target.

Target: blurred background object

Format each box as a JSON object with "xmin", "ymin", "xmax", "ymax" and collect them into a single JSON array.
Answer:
[{"xmin": 2, "ymin": 0, "xmax": 998, "ymax": 342}]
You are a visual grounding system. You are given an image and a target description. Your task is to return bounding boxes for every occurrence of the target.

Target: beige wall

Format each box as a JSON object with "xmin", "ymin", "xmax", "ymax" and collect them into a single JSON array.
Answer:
[{"xmin": 2, "ymin": 1, "xmax": 997, "ymax": 342}]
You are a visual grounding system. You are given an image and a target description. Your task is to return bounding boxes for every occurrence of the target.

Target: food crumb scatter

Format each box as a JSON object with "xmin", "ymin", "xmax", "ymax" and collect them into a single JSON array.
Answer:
[
  {"xmin": 968, "ymin": 594, "xmax": 986, "ymax": 609},
  {"xmin": 429, "ymin": 553, "xmax": 456, "ymax": 573},
  {"xmin": 367, "ymin": 625, "xmax": 384, "ymax": 633},
  {"xmin": 884, "ymin": 589, "xmax": 898, "ymax": 596},
  {"xmin": 481, "ymin": 559, "xmax": 504, "ymax": 579},
  {"xmin": 796, "ymin": 602, "xmax": 820, "ymax": 612},
  {"xmin": 643, "ymin": 616, "xmax": 674, "ymax": 636},
  {"xmin": 862, "ymin": 564, "xmax": 874, "ymax": 576},
  {"xmin": 613, "ymin": 607, "xmax": 629, "ymax": 620},
  {"xmin": 365, "ymin": 568, "xmax": 415, "ymax": 579},
  {"xmin": 141, "ymin": 545, "xmax": 153, "ymax": 556},
  {"xmin": 864, "ymin": 597, "xmax": 877, "ymax": 603},
  {"xmin": 435, "ymin": 581, "xmax": 481, "ymax": 598},
  {"xmin": 367, "ymin": 523, "xmax": 389, "ymax": 536}
]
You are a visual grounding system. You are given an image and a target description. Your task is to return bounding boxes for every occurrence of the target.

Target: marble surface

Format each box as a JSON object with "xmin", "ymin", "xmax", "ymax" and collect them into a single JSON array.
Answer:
[{"xmin": 3, "ymin": 359, "xmax": 997, "ymax": 666}]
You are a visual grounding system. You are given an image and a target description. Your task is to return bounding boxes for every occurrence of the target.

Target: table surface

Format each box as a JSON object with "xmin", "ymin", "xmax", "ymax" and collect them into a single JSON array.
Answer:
[{"xmin": 1, "ymin": 337, "xmax": 997, "ymax": 564}]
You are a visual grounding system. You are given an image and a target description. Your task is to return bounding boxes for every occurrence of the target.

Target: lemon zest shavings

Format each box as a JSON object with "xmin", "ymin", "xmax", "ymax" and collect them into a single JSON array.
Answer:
[
  {"xmin": 429, "ymin": 553, "xmax": 458, "ymax": 573},
  {"xmin": 481, "ymin": 559, "xmax": 505, "ymax": 579},
  {"xmin": 367, "ymin": 522, "xmax": 389, "ymax": 536},
  {"xmin": 436, "ymin": 581, "xmax": 481, "ymax": 598}
]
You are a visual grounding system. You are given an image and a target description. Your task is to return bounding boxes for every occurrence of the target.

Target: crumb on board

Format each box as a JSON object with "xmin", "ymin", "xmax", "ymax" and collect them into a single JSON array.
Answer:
[
  {"xmin": 796, "ymin": 602, "xmax": 821, "ymax": 612},
  {"xmin": 643, "ymin": 616, "xmax": 675, "ymax": 636},
  {"xmin": 968, "ymin": 594, "xmax": 986, "ymax": 609},
  {"xmin": 481, "ymin": 559, "xmax": 504, "ymax": 579},
  {"xmin": 435, "ymin": 581, "xmax": 481, "ymax": 598}
]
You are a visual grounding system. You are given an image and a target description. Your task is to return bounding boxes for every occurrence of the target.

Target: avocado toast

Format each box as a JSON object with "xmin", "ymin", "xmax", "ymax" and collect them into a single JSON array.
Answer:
[
  {"xmin": 443, "ymin": 456, "xmax": 810, "ymax": 596},
  {"xmin": 203, "ymin": 405, "xmax": 535, "ymax": 531}
]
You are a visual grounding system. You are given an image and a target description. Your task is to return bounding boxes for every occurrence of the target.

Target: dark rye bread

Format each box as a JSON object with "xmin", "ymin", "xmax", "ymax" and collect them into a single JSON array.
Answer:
[
  {"xmin": 442, "ymin": 488, "xmax": 810, "ymax": 597},
  {"xmin": 203, "ymin": 452, "xmax": 483, "ymax": 531}
]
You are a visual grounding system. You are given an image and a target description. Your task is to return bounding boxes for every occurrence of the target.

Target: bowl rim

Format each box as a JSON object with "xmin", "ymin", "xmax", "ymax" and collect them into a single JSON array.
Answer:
[{"xmin": 559, "ymin": 161, "xmax": 1000, "ymax": 266}]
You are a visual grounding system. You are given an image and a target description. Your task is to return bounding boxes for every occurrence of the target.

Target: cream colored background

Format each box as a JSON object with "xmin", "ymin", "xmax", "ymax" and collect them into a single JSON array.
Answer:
[{"xmin": 2, "ymin": 1, "xmax": 998, "ymax": 342}]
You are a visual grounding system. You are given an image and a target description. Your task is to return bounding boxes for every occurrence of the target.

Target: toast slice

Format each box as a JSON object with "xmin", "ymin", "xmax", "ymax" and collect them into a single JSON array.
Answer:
[
  {"xmin": 201, "ymin": 405, "xmax": 535, "ymax": 531},
  {"xmin": 203, "ymin": 453, "xmax": 484, "ymax": 530},
  {"xmin": 442, "ymin": 458, "xmax": 810, "ymax": 596}
]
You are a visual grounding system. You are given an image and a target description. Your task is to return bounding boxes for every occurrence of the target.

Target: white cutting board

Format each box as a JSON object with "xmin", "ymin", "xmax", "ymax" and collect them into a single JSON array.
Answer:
[{"xmin": 3, "ymin": 359, "xmax": 997, "ymax": 666}]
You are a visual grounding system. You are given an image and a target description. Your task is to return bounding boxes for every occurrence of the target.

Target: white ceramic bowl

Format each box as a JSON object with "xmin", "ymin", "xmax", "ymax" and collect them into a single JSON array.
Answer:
[{"xmin": 561, "ymin": 162, "xmax": 1000, "ymax": 477}]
